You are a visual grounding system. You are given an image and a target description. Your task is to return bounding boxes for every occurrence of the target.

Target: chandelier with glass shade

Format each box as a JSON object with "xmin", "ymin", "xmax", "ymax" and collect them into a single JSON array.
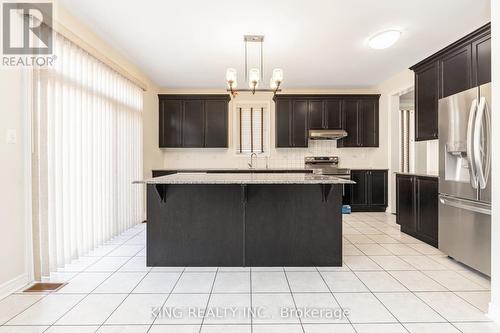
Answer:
[{"xmin": 226, "ymin": 35, "xmax": 283, "ymax": 98}]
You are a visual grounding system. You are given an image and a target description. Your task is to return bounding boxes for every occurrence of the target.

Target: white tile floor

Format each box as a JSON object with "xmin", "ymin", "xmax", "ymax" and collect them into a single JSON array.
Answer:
[{"xmin": 1, "ymin": 212, "xmax": 499, "ymax": 333}]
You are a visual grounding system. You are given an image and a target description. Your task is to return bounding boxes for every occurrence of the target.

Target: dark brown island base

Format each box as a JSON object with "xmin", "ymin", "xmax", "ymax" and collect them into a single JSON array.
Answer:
[{"xmin": 140, "ymin": 173, "xmax": 354, "ymax": 267}]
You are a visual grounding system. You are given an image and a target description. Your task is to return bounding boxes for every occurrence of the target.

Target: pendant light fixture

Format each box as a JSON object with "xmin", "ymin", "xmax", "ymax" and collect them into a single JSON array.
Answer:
[{"xmin": 226, "ymin": 35, "xmax": 283, "ymax": 98}]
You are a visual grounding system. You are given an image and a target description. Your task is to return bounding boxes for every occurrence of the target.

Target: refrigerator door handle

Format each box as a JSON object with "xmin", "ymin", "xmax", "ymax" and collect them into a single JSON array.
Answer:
[
  {"xmin": 466, "ymin": 98, "xmax": 478, "ymax": 189},
  {"xmin": 439, "ymin": 194, "xmax": 491, "ymax": 215},
  {"xmin": 473, "ymin": 97, "xmax": 491, "ymax": 189}
]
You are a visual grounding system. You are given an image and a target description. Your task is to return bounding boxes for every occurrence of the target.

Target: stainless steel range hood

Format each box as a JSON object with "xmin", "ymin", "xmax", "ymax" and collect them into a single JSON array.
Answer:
[{"xmin": 308, "ymin": 129, "xmax": 348, "ymax": 140}]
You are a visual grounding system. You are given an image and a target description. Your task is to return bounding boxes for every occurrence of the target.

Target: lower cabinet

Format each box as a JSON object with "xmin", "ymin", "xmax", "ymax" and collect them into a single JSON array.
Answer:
[
  {"xmin": 396, "ymin": 174, "xmax": 438, "ymax": 247},
  {"xmin": 344, "ymin": 170, "xmax": 388, "ymax": 212}
]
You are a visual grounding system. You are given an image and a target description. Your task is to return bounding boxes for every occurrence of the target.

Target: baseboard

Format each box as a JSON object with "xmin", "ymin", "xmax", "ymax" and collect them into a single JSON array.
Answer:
[
  {"xmin": 350, "ymin": 205, "xmax": 387, "ymax": 212},
  {"xmin": 488, "ymin": 301, "xmax": 500, "ymax": 323},
  {"xmin": 400, "ymin": 226, "xmax": 438, "ymax": 248},
  {"xmin": 0, "ymin": 273, "xmax": 32, "ymax": 300}
]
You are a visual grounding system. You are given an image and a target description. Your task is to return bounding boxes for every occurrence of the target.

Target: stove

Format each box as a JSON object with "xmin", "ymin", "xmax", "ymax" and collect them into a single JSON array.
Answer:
[{"xmin": 304, "ymin": 156, "xmax": 351, "ymax": 179}]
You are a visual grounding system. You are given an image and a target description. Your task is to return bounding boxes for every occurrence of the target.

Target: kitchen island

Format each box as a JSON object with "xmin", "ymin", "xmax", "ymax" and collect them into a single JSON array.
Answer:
[{"xmin": 141, "ymin": 173, "xmax": 354, "ymax": 267}]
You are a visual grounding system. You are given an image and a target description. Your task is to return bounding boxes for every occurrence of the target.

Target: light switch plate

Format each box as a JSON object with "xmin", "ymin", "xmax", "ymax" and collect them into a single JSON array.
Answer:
[{"xmin": 6, "ymin": 129, "xmax": 17, "ymax": 144}]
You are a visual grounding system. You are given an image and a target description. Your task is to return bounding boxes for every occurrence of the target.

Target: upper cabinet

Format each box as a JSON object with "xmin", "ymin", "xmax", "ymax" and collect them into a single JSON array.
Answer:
[
  {"xmin": 159, "ymin": 99, "xmax": 183, "ymax": 147},
  {"xmin": 204, "ymin": 100, "xmax": 228, "ymax": 148},
  {"xmin": 472, "ymin": 34, "xmax": 491, "ymax": 86},
  {"xmin": 275, "ymin": 99, "xmax": 292, "ymax": 147},
  {"xmin": 414, "ymin": 61, "xmax": 439, "ymax": 141},
  {"xmin": 338, "ymin": 99, "xmax": 358, "ymax": 147},
  {"xmin": 182, "ymin": 100, "xmax": 204, "ymax": 147},
  {"xmin": 275, "ymin": 98, "xmax": 308, "ymax": 148},
  {"xmin": 308, "ymin": 99, "xmax": 343, "ymax": 130},
  {"xmin": 274, "ymin": 94, "xmax": 379, "ymax": 148},
  {"xmin": 440, "ymin": 44, "xmax": 472, "ymax": 98},
  {"xmin": 337, "ymin": 96, "xmax": 379, "ymax": 148},
  {"xmin": 158, "ymin": 94, "xmax": 230, "ymax": 148},
  {"xmin": 324, "ymin": 99, "xmax": 343, "ymax": 130},
  {"xmin": 291, "ymin": 100, "xmax": 309, "ymax": 147},
  {"xmin": 410, "ymin": 23, "xmax": 491, "ymax": 141}
]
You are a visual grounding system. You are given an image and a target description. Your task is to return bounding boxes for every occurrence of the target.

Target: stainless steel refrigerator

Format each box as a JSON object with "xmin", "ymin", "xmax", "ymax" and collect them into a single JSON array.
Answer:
[{"xmin": 438, "ymin": 83, "xmax": 491, "ymax": 276}]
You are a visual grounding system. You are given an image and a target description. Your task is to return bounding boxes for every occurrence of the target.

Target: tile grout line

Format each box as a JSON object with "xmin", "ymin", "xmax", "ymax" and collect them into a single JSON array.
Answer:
[
  {"xmin": 411, "ymin": 292, "xmax": 467, "ymax": 333},
  {"xmin": 249, "ymin": 267, "xmax": 253, "ymax": 333},
  {"xmin": 1, "ymin": 215, "xmax": 493, "ymax": 331},
  {"xmin": 39, "ymin": 244, "xmax": 145, "ymax": 333},
  {"xmin": 452, "ymin": 291, "xmax": 491, "ymax": 313},
  {"xmin": 1, "ymin": 227, "xmax": 146, "ymax": 329},
  {"xmin": 283, "ymin": 269, "xmax": 305, "ymax": 333},
  {"xmin": 347, "ymin": 217, "xmax": 436, "ymax": 332},
  {"xmin": 94, "ymin": 264, "xmax": 153, "ymax": 332},
  {"xmin": 146, "ymin": 266, "xmax": 186, "ymax": 333},
  {"xmin": 315, "ymin": 266, "xmax": 359, "ymax": 333},
  {"xmin": 352, "ymin": 214, "xmax": 482, "ymax": 331},
  {"xmin": 348, "ymin": 222, "xmax": 467, "ymax": 331},
  {"xmin": 198, "ymin": 267, "xmax": 219, "ymax": 333}
]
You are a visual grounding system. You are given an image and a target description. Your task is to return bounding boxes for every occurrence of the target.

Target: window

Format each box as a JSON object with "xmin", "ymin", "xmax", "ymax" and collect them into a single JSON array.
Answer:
[
  {"xmin": 32, "ymin": 32, "xmax": 144, "ymax": 275},
  {"xmin": 235, "ymin": 102, "xmax": 269, "ymax": 154}
]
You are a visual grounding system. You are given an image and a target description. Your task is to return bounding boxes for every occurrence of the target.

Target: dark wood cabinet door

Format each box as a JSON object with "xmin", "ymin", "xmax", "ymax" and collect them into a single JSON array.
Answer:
[
  {"xmin": 160, "ymin": 99, "xmax": 182, "ymax": 147},
  {"xmin": 324, "ymin": 99, "xmax": 342, "ymax": 129},
  {"xmin": 416, "ymin": 177, "xmax": 439, "ymax": 246},
  {"xmin": 276, "ymin": 99, "xmax": 291, "ymax": 147},
  {"xmin": 338, "ymin": 99, "xmax": 359, "ymax": 147},
  {"xmin": 204, "ymin": 100, "xmax": 228, "ymax": 147},
  {"xmin": 411, "ymin": 24, "xmax": 490, "ymax": 143},
  {"xmin": 472, "ymin": 35, "xmax": 491, "ymax": 86},
  {"xmin": 396, "ymin": 175, "xmax": 416, "ymax": 232},
  {"xmin": 440, "ymin": 44, "xmax": 472, "ymax": 98},
  {"xmin": 308, "ymin": 100, "xmax": 323, "ymax": 129},
  {"xmin": 369, "ymin": 170, "xmax": 387, "ymax": 206},
  {"xmin": 358, "ymin": 99, "xmax": 379, "ymax": 147},
  {"xmin": 350, "ymin": 170, "xmax": 368, "ymax": 206},
  {"xmin": 291, "ymin": 100, "xmax": 308, "ymax": 147},
  {"xmin": 415, "ymin": 62, "xmax": 439, "ymax": 141},
  {"xmin": 182, "ymin": 100, "xmax": 204, "ymax": 147}
]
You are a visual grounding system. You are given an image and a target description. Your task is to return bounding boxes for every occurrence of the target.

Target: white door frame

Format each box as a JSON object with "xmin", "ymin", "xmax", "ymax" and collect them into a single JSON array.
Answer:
[{"xmin": 388, "ymin": 85, "xmax": 414, "ymax": 214}]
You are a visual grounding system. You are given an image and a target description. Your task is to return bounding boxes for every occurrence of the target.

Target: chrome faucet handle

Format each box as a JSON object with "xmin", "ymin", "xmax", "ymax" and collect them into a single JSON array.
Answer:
[{"xmin": 248, "ymin": 152, "xmax": 257, "ymax": 169}]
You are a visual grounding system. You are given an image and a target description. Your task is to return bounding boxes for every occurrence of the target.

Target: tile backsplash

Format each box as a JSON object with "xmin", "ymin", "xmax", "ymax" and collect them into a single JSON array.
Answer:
[{"xmin": 162, "ymin": 140, "xmax": 383, "ymax": 169}]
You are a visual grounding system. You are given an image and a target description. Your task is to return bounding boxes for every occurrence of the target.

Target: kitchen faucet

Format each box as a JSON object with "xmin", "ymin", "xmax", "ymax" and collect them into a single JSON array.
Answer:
[{"xmin": 248, "ymin": 153, "xmax": 257, "ymax": 169}]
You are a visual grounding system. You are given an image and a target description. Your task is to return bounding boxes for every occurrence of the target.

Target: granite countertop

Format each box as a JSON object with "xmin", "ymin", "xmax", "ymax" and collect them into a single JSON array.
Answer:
[
  {"xmin": 153, "ymin": 167, "xmax": 314, "ymax": 172},
  {"xmin": 394, "ymin": 171, "xmax": 439, "ymax": 178},
  {"xmin": 138, "ymin": 173, "xmax": 355, "ymax": 185},
  {"xmin": 350, "ymin": 168, "xmax": 390, "ymax": 170}
]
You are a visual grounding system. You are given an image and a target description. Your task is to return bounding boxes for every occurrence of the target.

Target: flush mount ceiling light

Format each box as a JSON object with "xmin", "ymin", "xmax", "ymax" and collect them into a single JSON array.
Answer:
[
  {"xmin": 226, "ymin": 35, "xmax": 283, "ymax": 98},
  {"xmin": 368, "ymin": 30, "xmax": 402, "ymax": 49}
]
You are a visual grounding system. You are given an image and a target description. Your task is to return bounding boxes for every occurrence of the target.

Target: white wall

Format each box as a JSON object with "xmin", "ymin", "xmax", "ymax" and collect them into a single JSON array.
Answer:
[
  {"xmin": 489, "ymin": 0, "xmax": 500, "ymax": 323},
  {"xmin": 374, "ymin": 70, "xmax": 415, "ymax": 213},
  {"xmin": 0, "ymin": 3, "xmax": 160, "ymax": 294},
  {"xmin": 0, "ymin": 68, "xmax": 31, "ymax": 298}
]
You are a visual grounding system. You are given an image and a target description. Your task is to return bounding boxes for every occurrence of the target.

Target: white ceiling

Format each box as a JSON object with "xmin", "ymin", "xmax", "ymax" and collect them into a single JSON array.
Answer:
[{"xmin": 59, "ymin": 0, "xmax": 490, "ymax": 89}]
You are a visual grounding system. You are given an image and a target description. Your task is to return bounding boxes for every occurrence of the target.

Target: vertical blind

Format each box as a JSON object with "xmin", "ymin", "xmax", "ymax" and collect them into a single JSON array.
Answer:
[
  {"xmin": 237, "ymin": 104, "xmax": 269, "ymax": 154},
  {"xmin": 33, "ymin": 32, "xmax": 144, "ymax": 275},
  {"xmin": 400, "ymin": 109, "xmax": 411, "ymax": 172}
]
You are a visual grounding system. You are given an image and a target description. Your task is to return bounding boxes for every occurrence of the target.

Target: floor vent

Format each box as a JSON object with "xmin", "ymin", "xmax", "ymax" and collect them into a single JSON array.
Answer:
[{"xmin": 23, "ymin": 282, "xmax": 66, "ymax": 293}]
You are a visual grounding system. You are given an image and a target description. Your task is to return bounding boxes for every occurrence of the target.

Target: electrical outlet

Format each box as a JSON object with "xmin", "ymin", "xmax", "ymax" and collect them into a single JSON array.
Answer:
[{"xmin": 6, "ymin": 129, "xmax": 17, "ymax": 144}]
